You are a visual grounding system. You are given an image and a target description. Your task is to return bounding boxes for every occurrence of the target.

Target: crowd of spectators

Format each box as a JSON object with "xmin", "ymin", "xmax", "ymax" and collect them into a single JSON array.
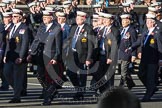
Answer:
[{"xmin": 0, "ymin": 0, "xmax": 161, "ymax": 6}]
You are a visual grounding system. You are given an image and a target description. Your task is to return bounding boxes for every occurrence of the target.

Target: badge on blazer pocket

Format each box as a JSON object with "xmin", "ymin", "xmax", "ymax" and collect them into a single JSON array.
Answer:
[
  {"xmin": 19, "ymin": 29, "xmax": 25, "ymax": 34},
  {"xmin": 107, "ymin": 39, "xmax": 111, "ymax": 45},
  {"xmin": 81, "ymin": 37, "xmax": 87, "ymax": 43},
  {"xmin": 150, "ymin": 39, "xmax": 155, "ymax": 44},
  {"xmin": 15, "ymin": 36, "xmax": 20, "ymax": 43}
]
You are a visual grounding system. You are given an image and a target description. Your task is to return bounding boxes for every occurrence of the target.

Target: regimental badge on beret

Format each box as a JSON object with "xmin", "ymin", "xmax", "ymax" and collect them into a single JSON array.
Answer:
[
  {"xmin": 81, "ymin": 37, "xmax": 87, "ymax": 43},
  {"xmin": 150, "ymin": 38, "xmax": 155, "ymax": 44},
  {"xmin": 15, "ymin": 36, "xmax": 20, "ymax": 43},
  {"xmin": 107, "ymin": 39, "xmax": 111, "ymax": 45}
]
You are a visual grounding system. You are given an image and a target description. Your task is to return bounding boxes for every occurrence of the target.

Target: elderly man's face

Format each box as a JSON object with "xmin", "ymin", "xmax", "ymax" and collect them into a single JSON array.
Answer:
[
  {"xmin": 43, "ymin": 15, "xmax": 53, "ymax": 24},
  {"xmin": 146, "ymin": 18, "xmax": 155, "ymax": 29},
  {"xmin": 98, "ymin": 17, "xmax": 103, "ymax": 25},
  {"xmin": 103, "ymin": 18, "xmax": 112, "ymax": 26},
  {"xmin": 122, "ymin": 18, "xmax": 130, "ymax": 28},
  {"xmin": 12, "ymin": 14, "xmax": 22, "ymax": 24},
  {"xmin": 57, "ymin": 16, "xmax": 66, "ymax": 24},
  {"xmin": 3, "ymin": 16, "xmax": 12, "ymax": 25},
  {"xmin": 76, "ymin": 16, "xmax": 85, "ymax": 25},
  {"xmin": 92, "ymin": 19, "xmax": 98, "ymax": 27}
]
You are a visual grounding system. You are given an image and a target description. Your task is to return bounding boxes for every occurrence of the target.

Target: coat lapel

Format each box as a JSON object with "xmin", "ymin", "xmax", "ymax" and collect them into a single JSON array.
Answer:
[{"xmin": 12, "ymin": 23, "xmax": 23, "ymax": 38}]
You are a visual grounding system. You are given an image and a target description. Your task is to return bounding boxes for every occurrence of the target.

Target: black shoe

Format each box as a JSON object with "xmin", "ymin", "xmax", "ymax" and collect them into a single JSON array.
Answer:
[
  {"xmin": 142, "ymin": 88, "xmax": 158, "ymax": 102},
  {"xmin": 9, "ymin": 98, "xmax": 21, "ymax": 103},
  {"xmin": 119, "ymin": 80, "xmax": 125, "ymax": 87},
  {"xmin": 39, "ymin": 93, "xmax": 44, "ymax": 99},
  {"xmin": 0, "ymin": 86, "xmax": 9, "ymax": 91},
  {"xmin": 21, "ymin": 91, "xmax": 27, "ymax": 96},
  {"xmin": 149, "ymin": 87, "xmax": 159, "ymax": 98},
  {"xmin": 127, "ymin": 82, "xmax": 136, "ymax": 90},
  {"xmin": 153, "ymin": 87, "xmax": 159, "ymax": 93},
  {"xmin": 73, "ymin": 93, "xmax": 84, "ymax": 101},
  {"xmin": 42, "ymin": 98, "xmax": 52, "ymax": 106},
  {"xmin": 141, "ymin": 96, "xmax": 151, "ymax": 102},
  {"xmin": 50, "ymin": 91, "xmax": 58, "ymax": 101}
]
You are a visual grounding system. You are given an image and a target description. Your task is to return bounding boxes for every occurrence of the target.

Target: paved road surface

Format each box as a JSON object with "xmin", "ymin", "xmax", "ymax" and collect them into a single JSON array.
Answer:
[{"xmin": 0, "ymin": 74, "xmax": 162, "ymax": 108}]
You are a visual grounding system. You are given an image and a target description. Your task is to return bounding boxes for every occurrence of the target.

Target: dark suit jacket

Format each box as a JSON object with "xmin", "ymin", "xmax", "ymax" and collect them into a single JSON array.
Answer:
[
  {"xmin": 0, "ymin": 23, "xmax": 5, "ymax": 51},
  {"xmin": 104, "ymin": 26, "xmax": 119, "ymax": 60},
  {"xmin": 4, "ymin": 23, "xmax": 14, "ymax": 51},
  {"xmin": 62, "ymin": 23, "xmax": 70, "ymax": 42},
  {"xmin": 67, "ymin": 23, "xmax": 94, "ymax": 63},
  {"xmin": 0, "ymin": 23, "xmax": 5, "ymax": 64},
  {"xmin": 140, "ymin": 27, "xmax": 162, "ymax": 64},
  {"xmin": 110, "ymin": 25, "xmax": 120, "ymax": 47},
  {"xmin": 5, "ymin": 23, "xmax": 29, "ymax": 61},
  {"xmin": 43, "ymin": 21, "xmax": 62, "ymax": 61},
  {"xmin": 119, "ymin": 25, "xmax": 137, "ymax": 61}
]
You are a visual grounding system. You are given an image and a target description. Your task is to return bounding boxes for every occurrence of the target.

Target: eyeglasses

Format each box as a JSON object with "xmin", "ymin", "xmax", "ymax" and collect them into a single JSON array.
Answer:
[{"xmin": 12, "ymin": 16, "xmax": 19, "ymax": 18}]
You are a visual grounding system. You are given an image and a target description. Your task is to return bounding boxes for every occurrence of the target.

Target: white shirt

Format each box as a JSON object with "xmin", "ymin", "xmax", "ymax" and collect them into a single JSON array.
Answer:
[
  {"xmin": 144, "ymin": 27, "xmax": 155, "ymax": 45},
  {"xmin": 99, "ymin": 25, "xmax": 104, "ymax": 30},
  {"xmin": 61, "ymin": 23, "xmax": 65, "ymax": 28},
  {"xmin": 77, "ymin": 24, "xmax": 84, "ymax": 35},
  {"xmin": 148, "ymin": 27, "xmax": 155, "ymax": 35},
  {"xmin": 46, "ymin": 23, "xmax": 53, "ymax": 32},
  {"xmin": 105, "ymin": 25, "xmax": 111, "ymax": 35},
  {"xmin": 5, "ymin": 23, "xmax": 11, "ymax": 30},
  {"xmin": 9, "ymin": 22, "xmax": 21, "ymax": 38},
  {"xmin": 160, "ymin": 19, "xmax": 162, "ymax": 22},
  {"xmin": 71, "ymin": 24, "xmax": 85, "ymax": 51},
  {"xmin": 100, "ymin": 26, "xmax": 111, "ymax": 55},
  {"xmin": 121, "ymin": 26, "xmax": 130, "ymax": 39}
]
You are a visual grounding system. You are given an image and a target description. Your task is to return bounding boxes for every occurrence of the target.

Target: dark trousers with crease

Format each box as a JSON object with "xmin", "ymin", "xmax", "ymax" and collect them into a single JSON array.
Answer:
[
  {"xmin": 3, "ymin": 62, "xmax": 27, "ymax": 99},
  {"xmin": 138, "ymin": 63, "xmax": 158, "ymax": 95}
]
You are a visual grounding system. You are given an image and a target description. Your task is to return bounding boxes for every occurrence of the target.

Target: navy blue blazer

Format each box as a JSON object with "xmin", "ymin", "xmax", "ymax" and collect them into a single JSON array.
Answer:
[
  {"xmin": 5, "ymin": 23, "xmax": 29, "ymax": 60},
  {"xmin": 118, "ymin": 25, "xmax": 137, "ymax": 61},
  {"xmin": 140, "ymin": 27, "xmax": 162, "ymax": 64},
  {"xmin": 62, "ymin": 23, "xmax": 70, "ymax": 42}
]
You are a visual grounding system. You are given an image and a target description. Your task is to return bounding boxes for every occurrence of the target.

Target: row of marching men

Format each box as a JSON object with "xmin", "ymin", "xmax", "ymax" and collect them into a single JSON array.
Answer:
[{"xmin": 0, "ymin": 1, "xmax": 162, "ymax": 106}]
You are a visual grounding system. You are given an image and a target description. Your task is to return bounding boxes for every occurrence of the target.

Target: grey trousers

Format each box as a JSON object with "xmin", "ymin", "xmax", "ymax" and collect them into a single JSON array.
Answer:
[
  {"xmin": 3, "ymin": 62, "xmax": 27, "ymax": 99},
  {"xmin": 120, "ymin": 60, "xmax": 130, "ymax": 80}
]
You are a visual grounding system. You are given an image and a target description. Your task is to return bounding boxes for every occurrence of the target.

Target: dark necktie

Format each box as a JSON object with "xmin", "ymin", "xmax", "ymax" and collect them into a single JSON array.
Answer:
[
  {"xmin": 10, "ymin": 25, "xmax": 16, "ymax": 38},
  {"xmin": 121, "ymin": 28, "xmax": 125, "ymax": 39},
  {"xmin": 72, "ymin": 27, "xmax": 80, "ymax": 50},
  {"xmin": 100, "ymin": 28, "xmax": 107, "ymax": 50},
  {"xmin": 144, "ymin": 30, "xmax": 150, "ymax": 45},
  {"xmin": 75, "ymin": 27, "xmax": 80, "ymax": 35}
]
